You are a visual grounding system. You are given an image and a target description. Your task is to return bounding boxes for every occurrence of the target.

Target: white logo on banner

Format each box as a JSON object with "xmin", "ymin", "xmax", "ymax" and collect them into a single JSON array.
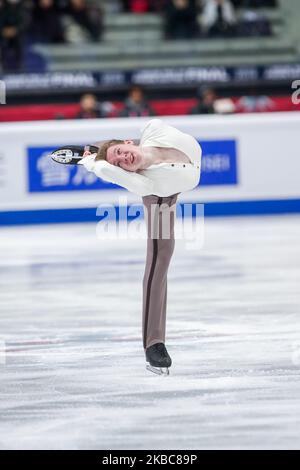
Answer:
[
  {"xmin": 37, "ymin": 152, "xmax": 71, "ymax": 186},
  {"xmin": 202, "ymin": 154, "xmax": 230, "ymax": 172},
  {"xmin": 71, "ymin": 166, "xmax": 98, "ymax": 185}
]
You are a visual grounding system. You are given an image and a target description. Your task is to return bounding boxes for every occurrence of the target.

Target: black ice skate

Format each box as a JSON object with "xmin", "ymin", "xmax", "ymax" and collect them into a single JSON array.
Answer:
[
  {"xmin": 50, "ymin": 145, "xmax": 99, "ymax": 165},
  {"xmin": 145, "ymin": 343, "xmax": 172, "ymax": 376}
]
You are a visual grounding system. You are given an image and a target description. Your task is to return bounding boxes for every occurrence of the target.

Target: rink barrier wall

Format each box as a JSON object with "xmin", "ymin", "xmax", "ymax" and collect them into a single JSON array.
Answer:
[
  {"xmin": 1, "ymin": 199, "xmax": 300, "ymax": 226},
  {"xmin": 0, "ymin": 114, "xmax": 300, "ymax": 225}
]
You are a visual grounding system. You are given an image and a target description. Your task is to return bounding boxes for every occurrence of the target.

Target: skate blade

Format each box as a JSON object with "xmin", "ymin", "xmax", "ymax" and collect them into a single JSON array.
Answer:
[{"xmin": 146, "ymin": 364, "xmax": 170, "ymax": 376}]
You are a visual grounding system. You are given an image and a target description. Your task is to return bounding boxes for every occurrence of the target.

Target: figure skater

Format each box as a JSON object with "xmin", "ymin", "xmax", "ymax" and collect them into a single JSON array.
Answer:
[{"xmin": 51, "ymin": 119, "xmax": 201, "ymax": 375}]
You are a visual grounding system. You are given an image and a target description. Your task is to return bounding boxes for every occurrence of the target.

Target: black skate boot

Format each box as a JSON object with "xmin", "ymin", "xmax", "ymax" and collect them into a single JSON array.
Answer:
[
  {"xmin": 145, "ymin": 343, "xmax": 172, "ymax": 376},
  {"xmin": 50, "ymin": 145, "xmax": 99, "ymax": 165}
]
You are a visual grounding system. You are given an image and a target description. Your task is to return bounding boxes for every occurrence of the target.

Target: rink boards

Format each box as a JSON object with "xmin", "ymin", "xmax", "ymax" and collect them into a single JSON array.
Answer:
[{"xmin": 0, "ymin": 113, "xmax": 299, "ymax": 225}]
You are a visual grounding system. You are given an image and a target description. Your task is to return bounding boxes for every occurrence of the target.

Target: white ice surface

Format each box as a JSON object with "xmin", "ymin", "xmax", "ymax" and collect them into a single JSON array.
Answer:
[{"xmin": 0, "ymin": 215, "xmax": 300, "ymax": 450}]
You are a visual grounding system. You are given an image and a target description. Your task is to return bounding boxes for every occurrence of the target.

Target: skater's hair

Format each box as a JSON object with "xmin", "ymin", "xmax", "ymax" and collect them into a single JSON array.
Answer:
[{"xmin": 95, "ymin": 139, "xmax": 124, "ymax": 161}]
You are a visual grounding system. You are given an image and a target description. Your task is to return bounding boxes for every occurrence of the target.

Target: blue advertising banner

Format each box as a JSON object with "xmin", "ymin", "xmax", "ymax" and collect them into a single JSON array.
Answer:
[
  {"xmin": 199, "ymin": 139, "xmax": 238, "ymax": 186},
  {"xmin": 27, "ymin": 140, "xmax": 238, "ymax": 193}
]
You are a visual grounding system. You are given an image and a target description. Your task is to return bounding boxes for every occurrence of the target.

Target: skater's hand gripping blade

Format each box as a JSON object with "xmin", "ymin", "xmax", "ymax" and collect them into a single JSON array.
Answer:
[
  {"xmin": 50, "ymin": 145, "xmax": 99, "ymax": 165},
  {"xmin": 146, "ymin": 364, "xmax": 170, "ymax": 376}
]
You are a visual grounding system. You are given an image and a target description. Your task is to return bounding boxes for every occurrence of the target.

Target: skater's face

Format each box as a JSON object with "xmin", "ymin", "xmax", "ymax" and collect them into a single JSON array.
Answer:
[{"xmin": 106, "ymin": 141, "xmax": 143, "ymax": 172}]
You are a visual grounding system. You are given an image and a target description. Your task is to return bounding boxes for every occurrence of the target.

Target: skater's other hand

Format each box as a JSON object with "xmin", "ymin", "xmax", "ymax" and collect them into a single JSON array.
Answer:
[{"xmin": 78, "ymin": 153, "xmax": 97, "ymax": 171}]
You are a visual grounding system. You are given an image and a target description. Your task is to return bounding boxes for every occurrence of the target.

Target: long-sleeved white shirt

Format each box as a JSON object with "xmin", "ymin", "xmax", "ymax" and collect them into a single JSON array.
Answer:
[{"xmin": 79, "ymin": 119, "xmax": 202, "ymax": 197}]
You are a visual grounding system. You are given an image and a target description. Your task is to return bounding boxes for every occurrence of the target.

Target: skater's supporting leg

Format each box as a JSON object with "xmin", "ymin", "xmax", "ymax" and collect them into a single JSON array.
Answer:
[
  {"xmin": 145, "ymin": 343, "xmax": 172, "ymax": 375},
  {"xmin": 142, "ymin": 193, "xmax": 178, "ymax": 351}
]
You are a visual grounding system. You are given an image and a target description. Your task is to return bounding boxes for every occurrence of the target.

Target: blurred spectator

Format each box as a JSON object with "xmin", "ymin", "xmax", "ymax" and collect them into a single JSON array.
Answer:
[
  {"xmin": 119, "ymin": 86, "xmax": 155, "ymax": 118},
  {"xmin": 76, "ymin": 94, "xmax": 105, "ymax": 119},
  {"xmin": 189, "ymin": 86, "xmax": 235, "ymax": 114},
  {"xmin": 201, "ymin": 0, "xmax": 236, "ymax": 37},
  {"xmin": 164, "ymin": 0, "xmax": 199, "ymax": 39},
  {"xmin": 213, "ymin": 97, "xmax": 235, "ymax": 113},
  {"xmin": 237, "ymin": 9, "xmax": 272, "ymax": 36},
  {"xmin": 235, "ymin": 89, "xmax": 274, "ymax": 113},
  {"xmin": 0, "ymin": 0, "xmax": 28, "ymax": 71},
  {"xmin": 30, "ymin": 0, "xmax": 65, "ymax": 44},
  {"xmin": 124, "ymin": 0, "xmax": 150, "ymax": 13},
  {"xmin": 121, "ymin": 0, "xmax": 167, "ymax": 11},
  {"xmin": 61, "ymin": 0, "xmax": 102, "ymax": 42},
  {"xmin": 120, "ymin": 0, "xmax": 130, "ymax": 11},
  {"xmin": 189, "ymin": 87, "xmax": 217, "ymax": 114}
]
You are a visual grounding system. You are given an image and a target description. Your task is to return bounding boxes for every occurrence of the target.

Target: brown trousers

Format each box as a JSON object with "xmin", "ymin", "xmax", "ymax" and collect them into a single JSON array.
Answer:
[{"xmin": 142, "ymin": 193, "xmax": 179, "ymax": 350}]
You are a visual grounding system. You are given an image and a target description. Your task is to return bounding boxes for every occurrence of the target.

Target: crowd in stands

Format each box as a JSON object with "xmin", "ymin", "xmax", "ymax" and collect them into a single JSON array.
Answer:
[
  {"xmin": 0, "ymin": 0, "xmax": 279, "ymax": 71},
  {"xmin": 1, "ymin": 90, "xmax": 295, "ymax": 123},
  {"xmin": 76, "ymin": 87, "xmax": 155, "ymax": 120},
  {"xmin": 120, "ymin": 0, "xmax": 277, "ymax": 13},
  {"xmin": 29, "ymin": 0, "xmax": 102, "ymax": 45},
  {"xmin": 0, "ymin": 0, "xmax": 103, "ymax": 71},
  {"xmin": 74, "ymin": 86, "xmax": 266, "ymax": 121},
  {"xmin": 121, "ymin": 0, "xmax": 277, "ymax": 39}
]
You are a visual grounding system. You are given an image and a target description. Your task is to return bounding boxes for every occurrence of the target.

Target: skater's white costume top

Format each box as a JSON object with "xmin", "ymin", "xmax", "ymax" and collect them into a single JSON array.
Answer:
[{"xmin": 80, "ymin": 119, "xmax": 201, "ymax": 197}]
